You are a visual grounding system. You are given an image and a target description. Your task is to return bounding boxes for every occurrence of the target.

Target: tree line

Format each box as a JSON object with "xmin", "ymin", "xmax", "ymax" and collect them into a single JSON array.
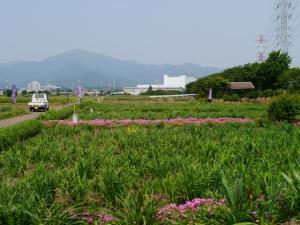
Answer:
[{"xmin": 186, "ymin": 51, "xmax": 300, "ymax": 98}]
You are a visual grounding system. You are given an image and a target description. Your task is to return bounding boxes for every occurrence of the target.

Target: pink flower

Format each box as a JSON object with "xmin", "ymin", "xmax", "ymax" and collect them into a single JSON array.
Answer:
[
  {"xmin": 56, "ymin": 117, "xmax": 253, "ymax": 127},
  {"xmin": 156, "ymin": 198, "xmax": 227, "ymax": 222}
]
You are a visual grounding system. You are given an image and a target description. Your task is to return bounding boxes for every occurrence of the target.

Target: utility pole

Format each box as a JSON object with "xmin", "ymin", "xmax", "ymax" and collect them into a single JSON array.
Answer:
[{"xmin": 257, "ymin": 34, "xmax": 266, "ymax": 63}]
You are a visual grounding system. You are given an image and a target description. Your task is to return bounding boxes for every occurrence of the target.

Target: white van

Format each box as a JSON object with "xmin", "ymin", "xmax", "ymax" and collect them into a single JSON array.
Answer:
[{"xmin": 28, "ymin": 93, "xmax": 49, "ymax": 112}]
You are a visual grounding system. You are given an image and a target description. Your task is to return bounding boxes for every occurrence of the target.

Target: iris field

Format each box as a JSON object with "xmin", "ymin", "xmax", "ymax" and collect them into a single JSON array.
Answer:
[{"xmin": 0, "ymin": 99, "xmax": 299, "ymax": 225}]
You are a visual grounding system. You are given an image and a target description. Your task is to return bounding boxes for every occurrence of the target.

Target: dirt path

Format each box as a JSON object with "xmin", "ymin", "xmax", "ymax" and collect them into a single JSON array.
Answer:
[
  {"xmin": 0, "ymin": 103, "xmax": 77, "ymax": 128},
  {"xmin": 0, "ymin": 113, "xmax": 40, "ymax": 128}
]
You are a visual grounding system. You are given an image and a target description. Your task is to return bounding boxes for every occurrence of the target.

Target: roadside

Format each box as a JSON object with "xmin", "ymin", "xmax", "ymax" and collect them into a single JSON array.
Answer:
[{"xmin": 0, "ymin": 103, "xmax": 77, "ymax": 128}]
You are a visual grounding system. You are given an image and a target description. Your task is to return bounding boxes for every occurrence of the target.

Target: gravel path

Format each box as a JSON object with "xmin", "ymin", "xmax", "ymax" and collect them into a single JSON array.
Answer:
[{"xmin": 0, "ymin": 113, "xmax": 40, "ymax": 128}]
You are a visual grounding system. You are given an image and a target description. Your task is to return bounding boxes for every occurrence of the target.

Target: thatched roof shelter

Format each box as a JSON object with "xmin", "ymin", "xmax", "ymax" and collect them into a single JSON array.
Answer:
[{"xmin": 228, "ymin": 82, "xmax": 255, "ymax": 90}]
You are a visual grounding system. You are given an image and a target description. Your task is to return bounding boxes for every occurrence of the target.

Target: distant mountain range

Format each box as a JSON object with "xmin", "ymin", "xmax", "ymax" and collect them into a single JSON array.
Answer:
[{"xmin": 0, "ymin": 49, "xmax": 222, "ymax": 89}]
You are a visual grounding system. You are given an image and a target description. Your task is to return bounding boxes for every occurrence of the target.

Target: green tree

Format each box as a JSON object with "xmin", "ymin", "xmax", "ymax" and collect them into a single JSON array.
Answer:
[
  {"xmin": 4, "ymin": 89, "xmax": 12, "ymax": 97},
  {"xmin": 256, "ymin": 51, "xmax": 292, "ymax": 89},
  {"xmin": 277, "ymin": 68, "xmax": 300, "ymax": 92},
  {"xmin": 21, "ymin": 90, "xmax": 27, "ymax": 96}
]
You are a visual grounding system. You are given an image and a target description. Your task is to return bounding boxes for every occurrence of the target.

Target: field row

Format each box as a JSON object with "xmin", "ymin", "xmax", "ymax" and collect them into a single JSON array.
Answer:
[
  {"xmin": 76, "ymin": 101, "xmax": 267, "ymax": 120},
  {"xmin": 0, "ymin": 122, "xmax": 299, "ymax": 224}
]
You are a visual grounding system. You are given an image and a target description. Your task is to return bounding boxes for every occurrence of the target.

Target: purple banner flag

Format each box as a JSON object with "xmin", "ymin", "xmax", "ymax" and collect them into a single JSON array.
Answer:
[
  {"xmin": 12, "ymin": 84, "xmax": 17, "ymax": 104},
  {"xmin": 208, "ymin": 88, "xmax": 212, "ymax": 99},
  {"xmin": 77, "ymin": 83, "xmax": 82, "ymax": 98},
  {"xmin": 208, "ymin": 88, "xmax": 212, "ymax": 102}
]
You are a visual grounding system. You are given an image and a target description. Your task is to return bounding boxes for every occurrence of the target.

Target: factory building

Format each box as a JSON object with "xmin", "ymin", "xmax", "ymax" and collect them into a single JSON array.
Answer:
[{"xmin": 123, "ymin": 75, "xmax": 196, "ymax": 95}]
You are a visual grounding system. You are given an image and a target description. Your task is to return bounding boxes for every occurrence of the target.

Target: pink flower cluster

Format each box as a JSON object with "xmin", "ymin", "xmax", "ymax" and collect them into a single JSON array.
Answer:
[
  {"xmin": 56, "ymin": 117, "xmax": 252, "ymax": 127},
  {"xmin": 157, "ymin": 198, "xmax": 226, "ymax": 222},
  {"xmin": 81, "ymin": 212, "xmax": 114, "ymax": 224}
]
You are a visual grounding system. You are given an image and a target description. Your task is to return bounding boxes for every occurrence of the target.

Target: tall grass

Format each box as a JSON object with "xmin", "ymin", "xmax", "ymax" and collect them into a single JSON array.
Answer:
[
  {"xmin": 0, "ymin": 120, "xmax": 42, "ymax": 151},
  {"xmin": 0, "ymin": 122, "xmax": 299, "ymax": 224},
  {"xmin": 76, "ymin": 101, "xmax": 267, "ymax": 120}
]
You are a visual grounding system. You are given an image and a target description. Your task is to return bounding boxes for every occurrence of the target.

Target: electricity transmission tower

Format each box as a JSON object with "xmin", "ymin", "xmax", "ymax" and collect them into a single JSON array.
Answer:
[
  {"xmin": 274, "ymin": 0, "xmax": 297, "ymax": 53},
  {"xmin": 257, "ymin": 34, "xmax": 266, "ymax": 63}
]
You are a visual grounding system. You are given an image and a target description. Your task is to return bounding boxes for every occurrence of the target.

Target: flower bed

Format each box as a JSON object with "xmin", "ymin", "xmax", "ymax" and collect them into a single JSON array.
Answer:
[
  {"xmin": 157, "ymin": 198, "xmax": 228, "ymax": 224},
  {"xmin": 50, "ymin": 117, "xmax": 253, "ymax": 127}
]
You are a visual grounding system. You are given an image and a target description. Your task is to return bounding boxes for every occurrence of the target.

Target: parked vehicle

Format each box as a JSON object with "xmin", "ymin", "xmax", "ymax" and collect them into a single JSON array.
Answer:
[{"xmin": 28, "ymin": 93, "xmax": 49, "ymax": 112}]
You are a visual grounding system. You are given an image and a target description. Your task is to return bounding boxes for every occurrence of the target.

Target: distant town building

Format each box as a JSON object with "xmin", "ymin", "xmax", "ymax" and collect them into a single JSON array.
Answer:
[
  {"xmin": 123, "ymin": 75, "xmax": 196, "ymax": 95},
  {"xmin": 85, "ymin": 89, "xmax": 101, "ymax": 96},
  {"xmin": 27, "ymin": 81, "xmax": 41, "ymax": 92},
  {"xmin": 41, "ymin": 84, "xmax": 61, "ymax": 91}
]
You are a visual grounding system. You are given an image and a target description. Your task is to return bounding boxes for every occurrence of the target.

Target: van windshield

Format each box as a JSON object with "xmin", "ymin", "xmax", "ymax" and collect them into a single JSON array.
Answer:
[
  {"xmin": 32, "ymin": 93, "xmax": 47, "ymax": 102},
  {"xmin": 35, "ymin": 93, "xmax": 45, "ymax": 98}
]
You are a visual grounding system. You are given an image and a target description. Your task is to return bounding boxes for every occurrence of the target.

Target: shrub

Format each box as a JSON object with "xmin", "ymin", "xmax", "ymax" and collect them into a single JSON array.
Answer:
[
  {"xmin": 267, "ymin": 94, "xmax": 300, "ymax": 122},
  {"xmin": 0, "ymin": 120, "xmax": 43, "ymax": 151},
  {"xmin": 248, "ymin": 90, "xmax": 261, "ymax": 99},
  {"xmin": 223, "ymin": 93, "xmax": 240, "ymax": 102},
  {"xmin": 262, "ymin": 89, "xmax": 275, "ymax": 97},
  {"xmin": 39, "ymin": 106, "xmax": 75, "ymax": 120}
]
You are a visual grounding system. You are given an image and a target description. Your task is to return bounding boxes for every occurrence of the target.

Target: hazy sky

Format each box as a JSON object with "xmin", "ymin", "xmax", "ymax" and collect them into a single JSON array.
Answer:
[{"xmin": 0, "ymin": 0, "xmax": 299, "ymax": 68}]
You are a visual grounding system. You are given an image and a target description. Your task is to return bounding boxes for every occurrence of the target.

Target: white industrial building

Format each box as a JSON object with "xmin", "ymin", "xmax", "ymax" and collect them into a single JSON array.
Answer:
[
  {"xmin": 124, "ymin": 75, "xmax": 196, "ymax": 95},
  {"xmin": 41, "ymin": 84, "xmax": 61, "ymax": 91},
  {"xmin": 27, "ymin": 81, "xmax": 41, "ymax": 92}
]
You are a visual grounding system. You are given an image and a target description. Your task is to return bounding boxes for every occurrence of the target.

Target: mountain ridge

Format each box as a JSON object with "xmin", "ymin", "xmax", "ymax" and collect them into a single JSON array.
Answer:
[{"xmin": 0, "ymin": 49, "xmax": 222, "ymax": 88}]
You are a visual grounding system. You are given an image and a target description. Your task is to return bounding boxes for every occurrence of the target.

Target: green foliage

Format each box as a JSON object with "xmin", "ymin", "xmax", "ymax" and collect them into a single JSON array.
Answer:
[
  {"xmin": 0, "ymin": 105, "xmax": 28, "ymax": 121},
  {"xmin": 4, "ymin": 89, "xmax": 12, "ymax": 97},
  {"xmin": 0, "ymin": 106, "xmax": 11, "ymax": 113},
  {"xmin": 0, "ymin": 101, "xmax": 300, "ymax": 224},
  {"xmin": 186, "ymin": 75, "xmax": 228, "ymax": 97},
  {"xmin": 281, "ymin": 170, "xmax": 300, "ymax": 216},
  {"xmin": 141, "ymin": 89, "xmax": 183, "ymax": 96},
  {"xmin": 262, "ymin": 89, "xmax": 275, "ymax": 97},
  {"xmin": 278, "ymin": 68, "xmax": 300, "ymax": 92},
  {"xmin": 0, "ymin": 120, "xmax": 42, "ymax": 151},
  {"xmin": 21, "ymin": 90, "xmax": 27, "ymax": 96},
  {"xmin": 256, "ymin": 51, "xmax": 291, "ymax": 89},
  {"xmin": 223, "ymin": 93, "xmax": 240, "ymax": 102},
  {"xmin": 187, "ymin": 51, "xmax": 293, "ymax": 96},
  {"xmin": 39, "ymin": 105, "xmax": 78, "ymax": 120},
  {"xmin": 221, "ymin": 174, "xmax": 251, "ymax": 223},
  {"xmin": 248, "ymin": 90, "xmax": 261, "ymax": 99},
  {"xmin": 0, "ymin": 120, "xmax": 299, "ymax": 224},
  {"xmin": 267, "ymin": 94, "xmax": 300, "ymax": 122},
  {"xmin": 76, "ymin": 101, "xmax": 266, "ymax": 120},
  {"xmin": 115, "ymin": 189, "xmax": 157, "ymax": 225}
]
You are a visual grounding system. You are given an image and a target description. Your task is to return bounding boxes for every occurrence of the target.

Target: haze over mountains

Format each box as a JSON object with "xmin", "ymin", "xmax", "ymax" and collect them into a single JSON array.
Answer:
[{"xmin": 0, "ymin": 49, "xmax": 222, "ymax": 89}]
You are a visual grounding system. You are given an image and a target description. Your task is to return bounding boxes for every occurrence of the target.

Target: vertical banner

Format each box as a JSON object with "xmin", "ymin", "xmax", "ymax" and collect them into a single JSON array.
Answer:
[
  {"xmin": 12, "ymin": 84, "xmax": 17, "ymax": 104},
  {"xmin": 77, "ymin": 82, "xmax": 83, "ymax": 103},
  {"xmin": 208, "ymin": 88, "xmax": 212, "ymax": 102}
]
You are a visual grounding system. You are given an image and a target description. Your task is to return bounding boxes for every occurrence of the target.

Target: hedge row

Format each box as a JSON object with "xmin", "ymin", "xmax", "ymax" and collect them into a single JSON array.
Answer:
[{"xmin": 0, "ymin": 120, "xmax": 43, "ymax": 151}]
